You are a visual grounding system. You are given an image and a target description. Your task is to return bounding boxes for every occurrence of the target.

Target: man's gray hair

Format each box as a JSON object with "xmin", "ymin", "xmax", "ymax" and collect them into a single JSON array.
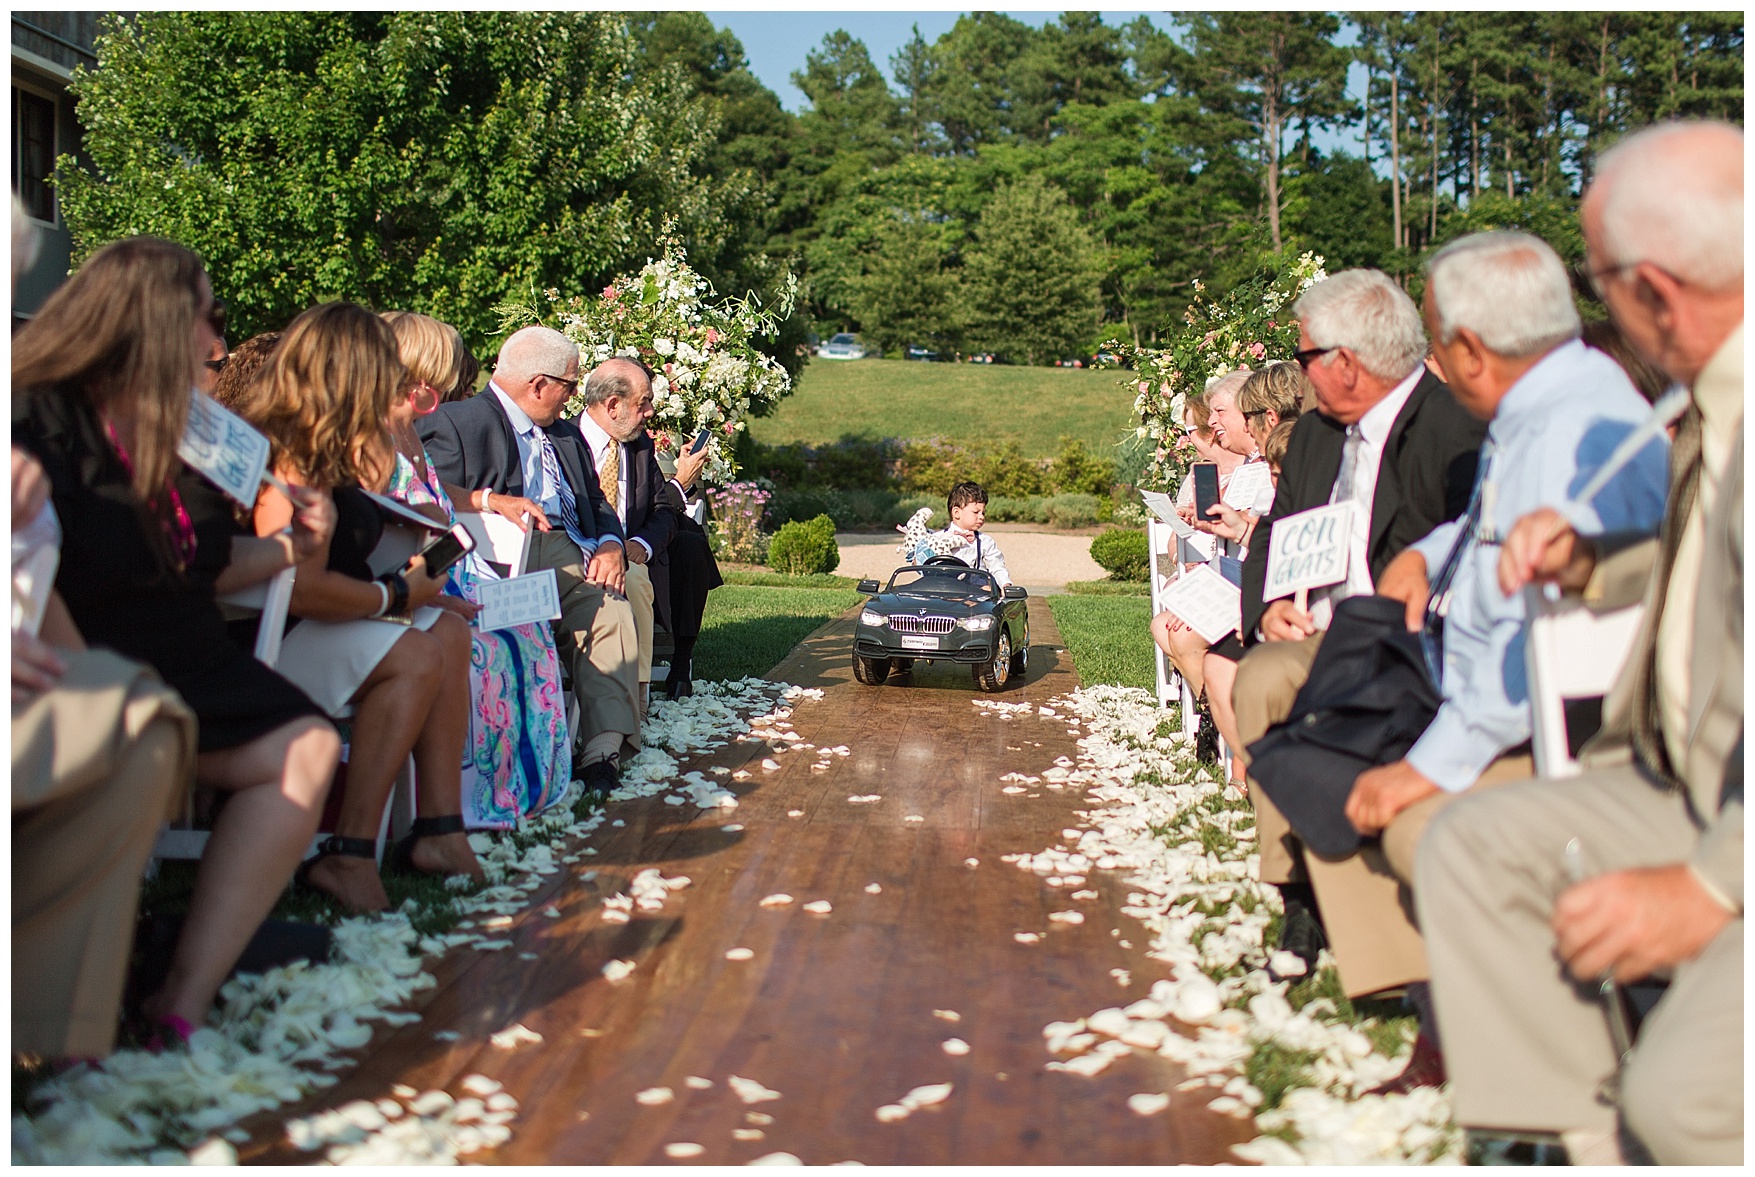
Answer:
[
  {"xmin": 495, "ymin": 325, "xmax": 577, "ymax": 384},
  {"xmin": 580, "ymin": 357, "xmax": 651, "ymax": 408},
  {"xmin": 1293, "ymin": 269, "xmax": 1428, "ymax": 383},
  {"xmin": 1426, "ymin": 231, "xmax": 1581, "ymax": 358},
  {"xmin": 1593, "ymin": 121, "xmax": 1742, "ymax": 291}
]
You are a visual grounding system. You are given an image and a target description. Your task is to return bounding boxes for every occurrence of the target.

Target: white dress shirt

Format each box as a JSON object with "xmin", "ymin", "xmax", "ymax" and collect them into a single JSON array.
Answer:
[
  {"xmin": 1308, "ymin": 365, "xmax": 1422, "ymax": 629},
  {"xmin": 576, "ymin": 412, "xmax": 651, "ymax": 560}
]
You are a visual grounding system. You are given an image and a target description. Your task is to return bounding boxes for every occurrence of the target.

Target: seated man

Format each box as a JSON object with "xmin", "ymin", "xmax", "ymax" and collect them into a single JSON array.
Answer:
[
  {"xmin": 418, "ymin": 326, "xmax": 641, "ymax": 795},
  {"xmin": 1418, "ymin": 120, "xmax": 1742, "ymax": 1166},
  {"xmin": 654, "ymin": 432, "xmax": 725, "ymax": 698},
  {"xmin": 573, "ymin": 358, "xmax": 676, "ymax": 716},
  {"xmin": 1295, "ymin": 230, "xmax": 1669, "ymax": 1091},
  {"xmin": 1231, "ymin": 268, "xmax": 1485, "ymax": 984},
  {"xmin": 904, "ymin": 481, "xmax": 1011, "ymax": 586}
]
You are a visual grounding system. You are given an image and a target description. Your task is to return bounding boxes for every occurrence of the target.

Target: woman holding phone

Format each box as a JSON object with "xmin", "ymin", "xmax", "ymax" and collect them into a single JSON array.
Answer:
[
  {"xmin": 380, "ymin": 311, "xmax": 571, "ymax": 830},
  {"xmin": 241, "ymin": 303, "xmax": 482, "ymax": 913}
]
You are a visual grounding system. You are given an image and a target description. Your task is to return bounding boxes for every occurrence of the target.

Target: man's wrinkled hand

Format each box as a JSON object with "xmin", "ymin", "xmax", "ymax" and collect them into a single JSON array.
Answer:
[
  {"xmin": 586, "ymin": 541, "xmax": 626, "ymax": 596},
  {"xmin": 1552, "ymin": 863, "xmax": 1733, "ymax": 984},
  {"xmin": 1261, "ymin": 598, "xmax": 1317, "ymax": 642},
  {"xmin": 673, "ymin": 441, "xmax": 708, "ymax": 491},
  {"xmin": 1346, "ymin": 758, "xmax": 1440, "ymax": 834},
  {"xmin": 1498, "ymin": 507, "xmax": 1594, "ymax": 597},
  {"xmin": 1376, "ymin": 548, "xmax": 1431, "ymax": 632},
  {"xmin": 488, "ymin": 493, "xmax": 550, "ymax": 532}
]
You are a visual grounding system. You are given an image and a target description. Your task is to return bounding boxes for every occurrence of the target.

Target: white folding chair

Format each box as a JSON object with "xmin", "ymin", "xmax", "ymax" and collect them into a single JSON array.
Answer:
[{"xmin": 1522, "ymin": 587, "xmax": 1645, "ymax": 778}]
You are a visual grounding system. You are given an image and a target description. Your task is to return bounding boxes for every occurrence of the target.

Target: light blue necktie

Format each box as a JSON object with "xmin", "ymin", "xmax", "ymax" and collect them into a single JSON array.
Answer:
[{"xmin": 536, "ymin": 428, "xmax": 595, "ymax": 555}]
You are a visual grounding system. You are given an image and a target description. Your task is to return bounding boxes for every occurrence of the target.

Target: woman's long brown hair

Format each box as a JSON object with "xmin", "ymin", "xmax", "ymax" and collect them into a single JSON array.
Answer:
[
  {"xmin": 12, "ymin": 236, "xmax": 207, "ymax": 517},
  {"xmin": 243, "ymin": 302, "xmax": 404, "ymax": 491}
]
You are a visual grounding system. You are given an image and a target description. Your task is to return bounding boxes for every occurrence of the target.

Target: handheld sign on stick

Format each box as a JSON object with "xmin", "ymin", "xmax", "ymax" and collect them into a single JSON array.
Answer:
[
  {"xmin": 1263, "ymin": 502, "xmax": 1355, "ymax": 613},
  {"xmin": 179, "ymin": 393, "xmax": 272, "ymax": 507}
]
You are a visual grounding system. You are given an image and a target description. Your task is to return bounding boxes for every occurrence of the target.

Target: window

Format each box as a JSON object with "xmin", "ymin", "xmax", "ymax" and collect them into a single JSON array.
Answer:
[{"xmin": 13, "ymin": 86, "xmax": 57, "ymax": 224}]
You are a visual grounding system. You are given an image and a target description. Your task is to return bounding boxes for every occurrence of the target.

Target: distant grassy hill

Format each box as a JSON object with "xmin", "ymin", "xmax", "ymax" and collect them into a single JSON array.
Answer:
[{"xmin": 748, "ymin": 358, "xmax": 1136, "ymax": 457}]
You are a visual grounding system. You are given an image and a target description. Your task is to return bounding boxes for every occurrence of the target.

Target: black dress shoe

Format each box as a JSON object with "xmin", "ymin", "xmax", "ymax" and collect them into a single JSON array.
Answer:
[
  {"xmin": 665, "ymin": 674, "xmax": 694, "ymax": 700},
  {"xmin": 1268, "ymin": 897, "xmax": 1328, "ymax": 980},
  {"xmin": 577, "ymin": 757, "xmax": 619, "ymax": 798},
  {"xmin": 1365, "ymin": 1033, "xmax": 1447, "ymax": 1095}
]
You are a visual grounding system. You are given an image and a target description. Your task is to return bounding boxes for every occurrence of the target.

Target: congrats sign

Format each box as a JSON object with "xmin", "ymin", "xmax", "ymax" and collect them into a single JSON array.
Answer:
[{"xmin": 1263, "ymin": 502, "xmax": 1354, "ymax": 602}]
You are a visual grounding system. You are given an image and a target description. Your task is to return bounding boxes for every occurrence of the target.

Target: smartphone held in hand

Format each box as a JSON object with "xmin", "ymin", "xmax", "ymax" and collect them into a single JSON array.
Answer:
[
  {"xmin": 405, "ymin": 522, "xmax": 476, "ymax": 579},
  {"xmin": 1193, "ymin": 462, "xmax": 1220, "ymax": 520}
]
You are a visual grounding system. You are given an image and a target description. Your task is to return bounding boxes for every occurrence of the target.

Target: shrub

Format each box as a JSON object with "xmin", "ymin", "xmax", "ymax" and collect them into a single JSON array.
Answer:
[
  {"xmin": 1089, "ymin": 528, "xmax": 1150, "ymax": 581},
  {"xmin": 1045, "ymin": 492, "xmax": 1103, "ymax": 529},
  {"xmin": 768, "ymin": 514, "xmax": 841, "ymax": 576},
  {"xmin": 972, "ymin": 441, "xmax": 1050, "ymax": 497},
  {"xmin": 896, "ymin": 438, "xmax": 969, "ymax": 497},
  {"xmin": 987, "ymin": 495, "xmax": 1049, "ymax": 524},
  {"xmin": 770, "ymin": 486, "xmax": 852, "ymax": 528},
  {"xmin": 738, "ymin": 435, "xmax": 898, "ymax": 491},
  {"xmin": 842, "ymin": 488, "xmax": 902, "ymax": 528},
  {"xmin": 1049, "ymin": 435, "xmax": 1116, "ymax": 496}
]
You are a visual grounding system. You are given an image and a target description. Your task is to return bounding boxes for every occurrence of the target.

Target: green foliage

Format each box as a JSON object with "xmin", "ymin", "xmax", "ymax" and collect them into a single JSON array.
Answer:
[
  {"xmin": 960, "ymin": 176, "xmax": 1103, "ymax": 365},
  {"xmin": 58, "ymin": 12, "xmax": 768, "ymax": 355},
  {"xmin": 1049, "ymin": 436, "xmax": 1117, "ymax": 496},
  {"xmin": 1089, "ymin": 528, "xmax": 1150, "ymax": 581},
  {"xmin": 767, "ymin": 513, "xmax": 841, "ymax": 576},
  {"xmin": 1046, "ymin": 594, "xmax": 1155, "ymax": 689},
  {"xmin": 1062, "ymin": 578, "xmax": 1151, "ymax": 596},
  {"xmin": 887, "ymin": 495, "xmax": 945, "ymax": 529},
  {"xmin": 847, "ymin": 216, "xmax": 961, "ymax": 356},
  {"xmin": 1044, "ymin": 492, "xmax": 1105, "ymax": 529},
  {"xmin": 740, "ymin": 435, "xmax": 899, "ymax": 490}
]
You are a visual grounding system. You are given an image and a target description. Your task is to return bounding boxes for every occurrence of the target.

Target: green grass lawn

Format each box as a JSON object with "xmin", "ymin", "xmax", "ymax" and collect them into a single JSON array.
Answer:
[
  {"xmin": 1047, "ymin": 594, "xmax": 1155, "ymax": 690},
  {"xmin": 694, "ymin": 584, "xmax": 862, "ymax": 681},
  {"xmin": 750, "ymin": 358, "xmax": 1137, "ymax": 456}
]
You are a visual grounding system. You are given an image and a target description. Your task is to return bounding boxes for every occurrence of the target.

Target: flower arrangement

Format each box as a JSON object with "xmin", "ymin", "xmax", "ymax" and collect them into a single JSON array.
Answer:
[
  {"xmin": 1103, "ymin": 251, "xmax": 1327, "ymax": 491},
  {"xmin": 705, "ymin": 481, "xmax": 773, "ymax": 564},
  {"xmin": 496, "ymin": 227, "xmax": 797, "ymax": 485}
]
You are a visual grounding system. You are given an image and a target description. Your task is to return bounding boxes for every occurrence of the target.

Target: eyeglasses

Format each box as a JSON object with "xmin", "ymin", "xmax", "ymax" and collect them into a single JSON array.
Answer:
[
  {"xmin": 538, "ymin": 372, "xmax": 579, "ymax": 396},
  {"xmin": 1292, "ymin": 345, "xmax": 1337, "ymax": 369},
  {"xmin": 206, "ymin": 297, "xmax": 227, "ymax": 339},
  {"xmin": 1243, "ymin": 408, "xmax": 1269, "ymax": 421},
  {"xmin": 1584, "ymin": 259, "xmax": 1637, "ymax": 300}
]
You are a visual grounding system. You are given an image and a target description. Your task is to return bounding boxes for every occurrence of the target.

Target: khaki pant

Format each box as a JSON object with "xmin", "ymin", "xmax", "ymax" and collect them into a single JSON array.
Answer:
[
  {"xmin": 12, "ymin": 649, "xmax": 196, "ymax": 1058},
  {"xmin": 624, "ymin": 560, "xmax": 655, "ymax": 683},
  {"xmin": 527, "ymin": 531, "xmax": 642, "ymax": 756},
  {"xmin": 1417, "ymin": 767, "xmax": 1743, "ymax": 1163},
  {"xmin": 1233, "ymin": 634, "xmax": 1324, "ymax": 884}
]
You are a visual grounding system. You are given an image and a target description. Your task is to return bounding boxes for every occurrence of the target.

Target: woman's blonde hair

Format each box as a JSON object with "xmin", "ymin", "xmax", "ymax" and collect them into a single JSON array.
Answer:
[
  {"xmin": 380, "ymin": 310, "xmax": 465, "ymax": 394},
  {"xmin": 1239, "ymin": 362, "xmax": 1310, "ymax": 423},
  {"xmin": 244, "ymin": 302, "xmax": 403, "ymax": 491},
  {"xmin": 13, "ymin": 236, "xmax": 209, "ymax": 522}
]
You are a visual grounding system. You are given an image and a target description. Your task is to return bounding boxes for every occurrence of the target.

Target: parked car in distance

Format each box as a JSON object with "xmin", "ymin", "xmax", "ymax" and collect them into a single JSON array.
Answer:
[
  {"xmin": 853, "ymin": 559, "xmax": 1029, "ymax": 692},
  {"xmin": 818, "ymin": 332, "xmax": 868, "ymax": 360},
  {"xmin": 903, "ymin": 343, "xmax": 942, "ymax": 362}
]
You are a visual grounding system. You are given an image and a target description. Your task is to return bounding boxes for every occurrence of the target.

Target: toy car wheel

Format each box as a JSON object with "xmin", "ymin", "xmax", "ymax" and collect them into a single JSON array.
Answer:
[
  {"xmin": 853, "ymin": 652, "xmax": 892, "ymax": 685},
  {"xmin": 892, "ymin": 658, "xmax": 914, "ymax": 674},
  {"xmin": 973, "ymin": 631, "xmax": 1012, "ymax": 692}
]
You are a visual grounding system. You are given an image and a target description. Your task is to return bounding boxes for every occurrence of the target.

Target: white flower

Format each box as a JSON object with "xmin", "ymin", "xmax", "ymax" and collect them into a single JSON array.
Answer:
[
  {"xmin": 651, "ymin": 375, "xmax": 670, "ymax": 396},
  {"xmin": 653, "ymin": 337, "xmax": 676, "ymax": 355}
]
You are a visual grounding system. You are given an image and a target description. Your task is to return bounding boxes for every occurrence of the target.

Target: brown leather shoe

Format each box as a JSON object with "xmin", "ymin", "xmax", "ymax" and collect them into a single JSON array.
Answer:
[{"xmin": 1365, "ymin": 1034, "xmax": 1446, "ymax": 1095}]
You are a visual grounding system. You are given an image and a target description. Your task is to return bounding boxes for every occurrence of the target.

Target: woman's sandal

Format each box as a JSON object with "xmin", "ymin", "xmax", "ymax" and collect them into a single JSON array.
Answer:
[
  {"xmin": 294, "ymin": 835, "xmax": 389, "ymax": 912},
  {"xmin": 387, "ymin": 814, "xmax": 469, "ymax": 877}
]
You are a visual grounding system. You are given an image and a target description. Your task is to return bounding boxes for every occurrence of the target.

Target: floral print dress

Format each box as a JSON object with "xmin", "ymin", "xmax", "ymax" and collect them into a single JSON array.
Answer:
[{"xmin": 390, "ymin": 451, "xmax": 571, "ymax": 828}]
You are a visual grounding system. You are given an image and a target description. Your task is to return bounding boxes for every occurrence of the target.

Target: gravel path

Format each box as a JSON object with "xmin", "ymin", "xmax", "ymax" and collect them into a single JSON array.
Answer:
[{"xmin": 835, "ymin": 525, "xmax": 1105, "ymax": 591}]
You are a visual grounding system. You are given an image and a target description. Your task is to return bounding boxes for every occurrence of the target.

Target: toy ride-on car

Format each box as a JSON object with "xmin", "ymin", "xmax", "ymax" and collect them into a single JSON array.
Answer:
[{"xmin": 853, "ymin": 557, "xmax": 1029, "ymax": 691}]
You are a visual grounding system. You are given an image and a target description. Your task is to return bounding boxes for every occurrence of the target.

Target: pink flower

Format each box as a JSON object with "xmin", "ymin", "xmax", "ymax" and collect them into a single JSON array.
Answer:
[
  {"xmin": 1249, "ymin": 341, "xmax": 1266, "ymax": 360},
  {"xmin": 705, "ymin": 328, "xmax": 722, "ymax": 345},
  {"xmin": 603, "ymin": 286, "xmax": 619, "ymax": 301},
  {"xmin": 1137, "ymin": 380, "xmax": 1150, "ymax": 394}
]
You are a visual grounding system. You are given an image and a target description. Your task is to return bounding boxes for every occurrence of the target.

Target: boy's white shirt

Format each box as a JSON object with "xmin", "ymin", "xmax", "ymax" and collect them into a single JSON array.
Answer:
[{"xmin": 927, "ymin": 527, "xmax": 1011, "ymax": 587}]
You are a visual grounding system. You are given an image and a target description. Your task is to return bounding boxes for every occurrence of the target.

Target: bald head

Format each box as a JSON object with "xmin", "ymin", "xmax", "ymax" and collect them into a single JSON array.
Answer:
[
  {"xmin": 582, "ymin": 357, "xmax": 652, "ymax": 409},
  {"xmin": 1588, "ymin": 121, "xmax": 1743, "ymax": 291}
]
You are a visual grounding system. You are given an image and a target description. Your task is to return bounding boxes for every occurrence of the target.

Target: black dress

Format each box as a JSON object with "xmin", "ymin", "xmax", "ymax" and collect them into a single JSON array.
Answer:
[{"xmin": 14, "ymin": 388, "xmax": 330, "ymax": 753}]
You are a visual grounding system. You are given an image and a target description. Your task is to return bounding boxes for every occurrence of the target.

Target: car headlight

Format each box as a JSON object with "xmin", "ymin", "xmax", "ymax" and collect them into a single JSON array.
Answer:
[
  {"xmin": 860, "ymin": 610, "xmax": 886, "ymax": 628},
  {"xmin": 959, "ymin": 615, "xmax": 995, "ymax": 631}
]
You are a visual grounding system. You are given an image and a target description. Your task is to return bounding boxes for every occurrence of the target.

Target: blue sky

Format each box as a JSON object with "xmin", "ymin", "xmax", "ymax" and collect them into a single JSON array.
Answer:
[{"xmin": 704, "ymin": 10, "xmax": 1369, "ymax": 156}]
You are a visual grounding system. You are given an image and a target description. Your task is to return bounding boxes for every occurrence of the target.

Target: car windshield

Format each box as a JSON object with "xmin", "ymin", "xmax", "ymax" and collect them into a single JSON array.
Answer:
[
  {"xmin": 828, "ymin": 333, "xmax": 857, "ymax": 345},
  {"xmin": 887, "ymin": 564, "xmax": 998, "ymax": 600}
]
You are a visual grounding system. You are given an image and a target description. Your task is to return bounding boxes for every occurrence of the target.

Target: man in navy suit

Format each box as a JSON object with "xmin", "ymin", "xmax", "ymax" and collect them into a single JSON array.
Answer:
[
  {"xmin": 574, "ymin": 358, "xmax": 677, "ymax": 715},
  {"xmin": 418, "ymin": 326, "xmax": 640, "ymax": 794}
]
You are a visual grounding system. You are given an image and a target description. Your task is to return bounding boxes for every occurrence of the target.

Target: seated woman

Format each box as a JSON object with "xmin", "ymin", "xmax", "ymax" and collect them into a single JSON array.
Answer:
[
  {"xmin": 380, "ymin": 310, "xmax": 571, "ymax": 829},
  {"xmin": 13, "ymin": 237, "xmax": 342, "ymax": 1042},
  {"xmin": 239, "ymin": 303, "xmax": 483, "ymax": 913},
  {"xmin": 1153, "ymin": 363, "xmax": 1313, "ymax": 774}
]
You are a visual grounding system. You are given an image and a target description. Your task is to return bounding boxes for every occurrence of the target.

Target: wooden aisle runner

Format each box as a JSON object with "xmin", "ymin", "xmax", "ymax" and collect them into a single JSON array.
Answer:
[{"xmin": 244, "ymin": 596, "xmax": 1252, "ymax": 1165}]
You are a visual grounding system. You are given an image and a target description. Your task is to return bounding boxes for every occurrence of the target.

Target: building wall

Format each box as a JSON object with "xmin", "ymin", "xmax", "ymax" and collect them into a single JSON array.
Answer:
[{"xmin": 12, "ymin": 12, "xmax": 101, "ymax": 322}]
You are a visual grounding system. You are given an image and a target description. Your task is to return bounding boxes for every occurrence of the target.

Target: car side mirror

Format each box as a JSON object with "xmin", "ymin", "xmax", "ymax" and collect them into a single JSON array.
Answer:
[
  {"xmin": 857, "ymin": 579, "xmax": 880, "ymax": 594},
  {"xmin": 1004, "ymin": 585, "xmax": 1027, "ymax": 600}
]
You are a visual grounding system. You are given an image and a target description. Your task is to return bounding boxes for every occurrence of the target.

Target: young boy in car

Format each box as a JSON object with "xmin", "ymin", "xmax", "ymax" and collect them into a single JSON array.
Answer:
[{"xmin": 905, "ymin": 480, "xmax": 1012, "ymax": 588}]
